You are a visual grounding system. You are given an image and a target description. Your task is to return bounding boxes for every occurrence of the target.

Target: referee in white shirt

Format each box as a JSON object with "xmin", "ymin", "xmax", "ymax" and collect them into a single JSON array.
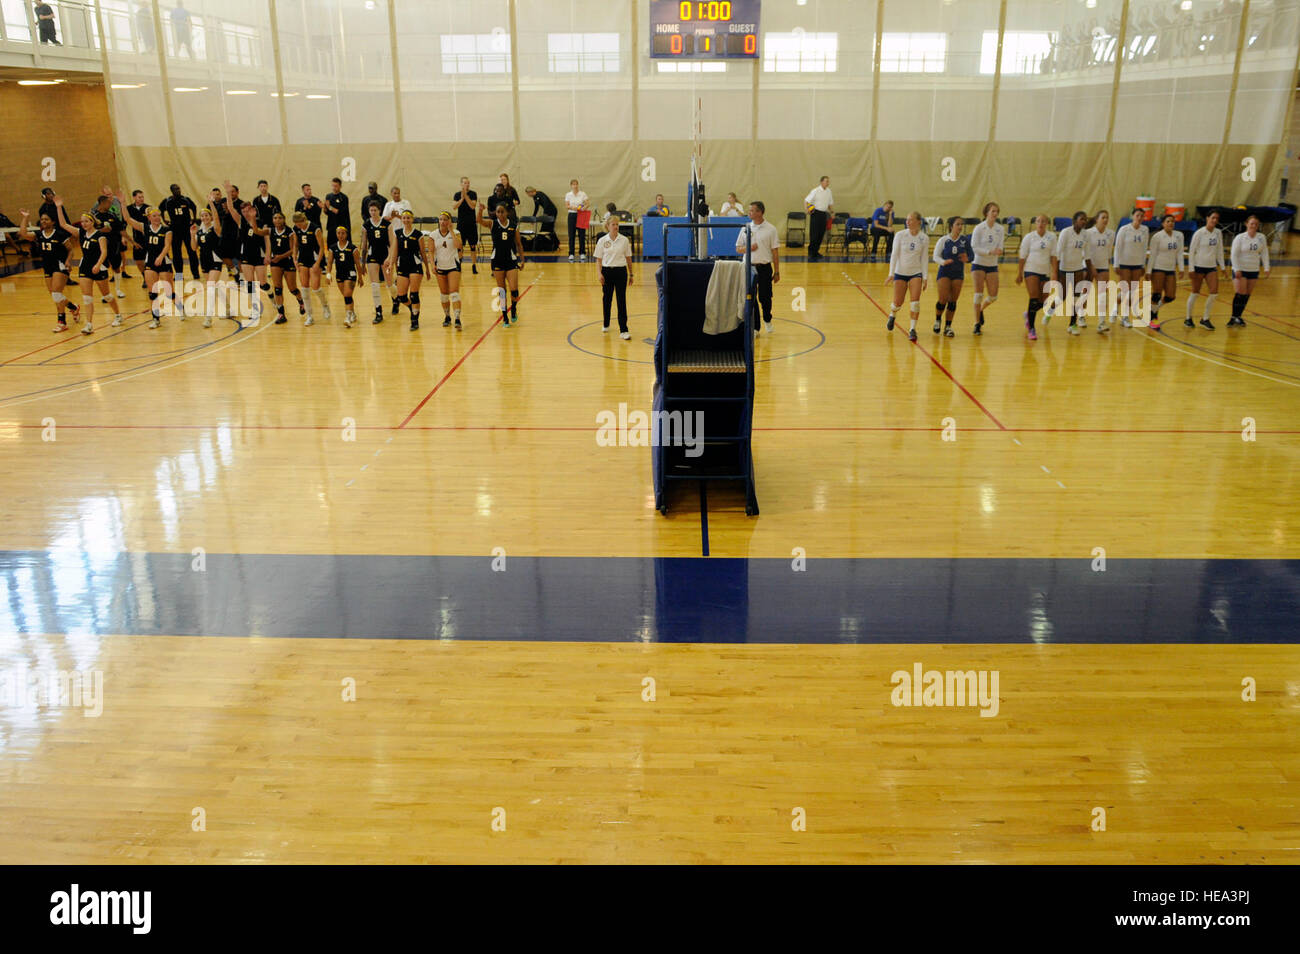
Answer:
[
  {"xmin": 564, "ymin": 179, "xmax": 589, "ymax": 262},
  {"xmin": 736, "ymin": 200, "xmax": 780, "ymax": 334},
  {"xmin": 594, "ymin": 215, "xmax": 635, "ymax": 338},
  {"xmin": 804, "ymin": 176, "xmax": 833, "ymax": 261}
]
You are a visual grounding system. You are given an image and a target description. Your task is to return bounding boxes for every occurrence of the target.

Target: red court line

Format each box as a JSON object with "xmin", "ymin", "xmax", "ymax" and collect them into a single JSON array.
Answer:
[
  {"xmin": 851, "ymin": 282, "xmax": 1008, "ymax": 431},
  {"xmin": 0, "ymin": 309, "xmax": 150, "ymax": 366},
  {"xmin": 397, "ymin": 284, "xmax": 536, "ymax": 429}
]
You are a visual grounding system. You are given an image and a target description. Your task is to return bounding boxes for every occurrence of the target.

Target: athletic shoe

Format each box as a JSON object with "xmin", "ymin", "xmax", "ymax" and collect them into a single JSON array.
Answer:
[
  {"xmin": 391, "ymin": 301, "xmax": 400, "ymax": 315},
  {"xmin": 323, "ymin": 304, "xmax": 332, "ymax": 320},
  {"xmin": 373, "ymin": 314, "xmax": 383, "ymax": 324},
  {"xmin": 148, "ymin": 318, "xmax": 159, "ymax": 329},
  {"xmin": 568, "ymin": 255, "xmax": 575, "ymax": 263},
  {"xmin": 344, "ymin": 313, "xmax": 355, "ymax": 328},
  {"xmin": 53, "ymin": 320, "xmax": 68, "ymax": 333},
  {"xmin": 973, "ymin": 321, "xmax": 983, "ymax": 336},
  {"xmin": 1068, "ymin": 324, "xmax": 1080, "ymax": 335},
  {"xmin": 117, "ymin": 290, "xmax": 126, "ymax": 298},
  {"xmin": 579, "ymin": 255, "xmax": 587, "ymax": 262},
  {"xmin": 1027, "ymin": 328, "xmax": 1038, "ymax": 341},
  {"xmin": 471, "ymin": 264, "xmax": 477, "ymax": 274},
  {"xmin": 933, "ymin": 319, "xmax": 941, "ymax": 334},
  {"xmin": 943, "ymin": 326, "xmax": 954, "ymax": 337},
  {"xmin": 81, "ymin": 323, "xmax": 94, "ymax": 335},
  {"xmin": 886, "ymin": 314, "xmax": 895, "ymax": 331},
  {"xmin": 202, "ymin": 317, "xmax": 212, "ymax": 328},
  {"xmin": 454, "ymin": 318, "xmax": 462, "ymax": 331},
  {"xmin": 443, "ymin": 315, "xmax": 452, "ymax": 327},
  {"xmin": 908, "ymin": 328, "xmax": 918, "ymax": 342},
  {"xmin": 602, "ymin": 324, "xmax": 609, "ymax": 333},
  {"xmin": 1097, "ymin": 318, "xmax": 1110, "ymax": 332},
  {"xmin": 410, "ymin": 319, "xmax": 419, "ymax": 331},
  {"xmin": 1200, "ymin": 318, "xmax": 1215, "ymax": 330},
  {"xmin": 1121, "ymin": 316, "xmax": 1132, "ymax": 328},
  {"xmin": 501, "ymin": 314, "xmax": 511, "ymax": 328},
  {"xmin": 765, "ymin": 321, "xmax": 774, "ymax": 334},
  {"xmin": 112, "ymin": 314, "xmax": 124, "ymax": 327},
  {"xmin": 101, "ymin": 296, "xmax": 110, "ymax": 304},
  {"xmin": 1183, "ymin": 317, "xmax": 1194, "ymax": 328},
  {"xmin": 620, "ymin": 331, "xmax": 631, "ymax": 340},
  {"xmin": 1077, "ymin": 316, "xmax": 1087, "ymax": 328},
  {"xmin": 304, "ymin": 316, "xmax": 314, "ymax": 326},
  {"xmin": 275, "ymin": 315, "xmax": 287, "ymax": 324}
]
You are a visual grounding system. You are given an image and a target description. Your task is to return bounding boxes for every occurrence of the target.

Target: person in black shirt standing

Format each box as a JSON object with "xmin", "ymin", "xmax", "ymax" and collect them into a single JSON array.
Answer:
[
  {"xmin": 125, "ymin": 189, "xmax": 149, "ymax": 286},
  {"xmin": 452, "ymin": 177, "xmax": 479, "ymax": 274},
  {"xmin": 252, "ymin": 179, "xmax": 281, "ymax": 228},
  {"xmin": 294, "ymin": 183, "xmax": 324, "ymax": 233},
  {"xmin": 160, "ymin": 183, "xmax": 200, "ymax": 280},
  {"xmin": 524, "ymin": 186, "xmax": 557, "ymax": 250},
  {"xmin": 323, "ymin": 177, "xmax": 350, "ymax": 250},
  {"xmin": 359, "ymin": 181, "xmax": 385, "ymax": 224},
  {"xmin": 211, "ymin": 184, "xmax": 243, "ymax": 274},
  {"xmin": 35, "ymin": 3, "xmax": 60, "ymax": 44},
  {"xmin": 92, "ymin": 191, "xmax": 129, "ymax": 301},
  {"xmin": 38, "ymin": 188, "xmax": 58, "ymax": 225}
]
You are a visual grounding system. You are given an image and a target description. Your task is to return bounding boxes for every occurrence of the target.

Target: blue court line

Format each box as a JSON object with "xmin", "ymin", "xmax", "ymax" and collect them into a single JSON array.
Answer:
[{"xmin": 1, "ymin": 551, "xmax": 1296, "ymax": 644}]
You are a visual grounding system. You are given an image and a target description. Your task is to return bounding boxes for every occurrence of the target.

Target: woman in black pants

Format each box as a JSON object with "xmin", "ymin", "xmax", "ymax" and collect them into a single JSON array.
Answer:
[{"xmin": 593, "ymin": 216, "xmax": 634, "ymax": 339}]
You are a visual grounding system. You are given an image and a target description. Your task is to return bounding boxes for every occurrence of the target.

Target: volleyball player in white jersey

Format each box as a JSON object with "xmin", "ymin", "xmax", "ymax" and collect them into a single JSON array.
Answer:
[
  {"xmin": 1228, "ymin": 215, "xmax": 1270, "ymax": 327},
  {"xmin": 427, "ymin": 211, "xmax": 464, "ymax": 330},
  {"xmin": 1111, "ymin": 208, "xmax": 1149, "ymax": 328},
  {"xmin": 1185, "ymin": 210, "xmax": 1226, "ymax": 330},
  {"xmin": 1016, "ymin": 215, "xmax": 1055, "ymax": 340},
  {"xmin": 884, "ymin": 211, "xmax": 929, "ymax": 342},
  {"xmin": 968, "ymin": 202, "xmax": 1004, "ymax": 335},
  {"xmin": 1146, "ymin": 214, "xmax": 1184, "ymax": 325},
  {"xmin": 1051, "ymin": 211, "xmax": 1091, "ymax": 334},
  {"xmin": 1083, "ymin": 210, "xmax": 1115, "ymax": 331}
]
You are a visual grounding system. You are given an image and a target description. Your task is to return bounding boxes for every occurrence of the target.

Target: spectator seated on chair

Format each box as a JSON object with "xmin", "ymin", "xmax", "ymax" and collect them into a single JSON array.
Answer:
[{"xmin": 646, "ymin": 194, "xmax": 670, "ymax": 217}]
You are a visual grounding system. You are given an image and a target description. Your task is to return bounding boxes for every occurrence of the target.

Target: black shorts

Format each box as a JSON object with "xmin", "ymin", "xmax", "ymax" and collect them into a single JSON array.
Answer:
[
  {"xmin": 436, "ymin": 264, "xmax": 461, "ymax": 276},
  {"xmin": 145, "ymin": 259, "xmax": 173, "ymax": 274},
  {"xmin": 105, "ymin": 244, "xmax": 123, "ymax": 270},
  {"xmin": 892, "ymin": 272, "xmax": 921, "ymax": 282},
  {"xmin": 458, "ymin": 221, "xmax": 478, "ymax": 245},
  {"xmin": 492, "ymin": 255, "xmax": 519, "ymax": 273},
  {"xmin": 396, "ymin": 262, "xmax": 423, "ymax": 278},
  {"xmin": 365, "ymin": 248, "xmax": 388, "ymax": 266},
  {"xmin": 1152, "ymin": 268, "xmax": 1176, "ymax": 276},
  {"xmin": 936, "ymin": 265, "xmax": 964, "ymax": 281},
  {"xmin": 1193, "ymin": 265, "xmax": 1218, "ymax": 275},
  {"xmin": 971, "ymin": 263, "xmax": 998, "ymax": 273},
  {"xmin": 200, "ymin": 251, "xmax": 222, "ymax": 273},
  {"xmin": 296, "ymin": 254, "xmax": 320, "ymax": 270},
  {"xmin": 79, "ymin": 265, "xmax": 108, "ymax": 282},
  {"xmin": 1236, "ymin": 270, "xmax": 1259, "ymax": 280},
  {"xmin": 336, "ymin": 269, "xmax": 358, "ymax": 284},
  {"xmin": 42, "ymin": 262, "xmax": 70, "ymax": 278},
  {"xmin": 1115, "ymin": 262, "xmax": 1144, "ymax": 272},
  {"xmin": 132, "ymin": 233, "xmax": 146, "ymax": 261},
  {"xmin": 241, "ymin": 249, "xmax": 265, "ymax": 267},
  {"xmin": 1024, "ymin": 271, "xmax": 1047, "ymax": 281}
]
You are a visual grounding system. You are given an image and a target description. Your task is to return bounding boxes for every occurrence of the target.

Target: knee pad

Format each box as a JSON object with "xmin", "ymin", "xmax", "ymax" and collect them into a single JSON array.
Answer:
[
  {"xmin": 343, "ymin": 296, "xmax": 353, "ymax": 305},
  {"xmin": 945, "ymin": 300, "xmax": 957, "ymax": 314},
  {"xmin": 83, "ymin": 295, "xmax": 93, "ymax": 306},
  {"xmin": 440, "ymin": 294, "xmax": 451, "ymax": 304},
  {"xmin": 510, "ymin": 290, "xmax": 519, "ymax": 300},
  {"xmin": 409, "ymin": 291, "xmax": 420, "ymax": 305},
  {"xmin": 274, "ymin": 287, "xmax": 283, "ymax": 297},
  {"xmin": 983, "ymin": 295, "xmax": 997, "ymax": 306},
  {"xmin": 973, "ymin": 292, "xmax": 984, "ymax": 306},
  {"xmin": 1165, "ymin": 293, "xmax": 1175, "ymax": 304},
  {"xmin": 260, "ymin": 282, "xmax": 271, "ymax": 293},
  {"xmin": 909, "ymin": 301, "xmax": 920, "ymax": 314},
  {"xmin": 396, "ymin": 294, "xmax": 408, "ymax": 305},
  {"xmin": 51, "ymin": 291, "xmax": 65, "ymax": 304},
  {"xmin": 148, "ymin": 291, "xmax": 158, "ymax": 301}
]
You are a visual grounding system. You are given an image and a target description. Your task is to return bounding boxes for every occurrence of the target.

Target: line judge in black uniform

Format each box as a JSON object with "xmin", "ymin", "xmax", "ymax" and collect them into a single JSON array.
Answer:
[
  {"xmin": 323, "ymin": 177, "xmax": 350, "ymax": 249},
  {"xmin": 160, "ymin": 183, "xmax": 199, "ymax": 279}
]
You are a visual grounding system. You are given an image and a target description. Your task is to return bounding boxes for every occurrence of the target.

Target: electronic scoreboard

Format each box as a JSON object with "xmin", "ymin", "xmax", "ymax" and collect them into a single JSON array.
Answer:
[{"xmin": 649, "ymin": 0, "xmax": 761, "ymax": 60}]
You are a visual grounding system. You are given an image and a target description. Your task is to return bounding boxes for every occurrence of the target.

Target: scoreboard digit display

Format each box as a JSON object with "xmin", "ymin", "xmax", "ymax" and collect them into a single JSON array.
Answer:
[{"xmin": 649, "ymin": 0, "xmax": 761, "ymax": 59}]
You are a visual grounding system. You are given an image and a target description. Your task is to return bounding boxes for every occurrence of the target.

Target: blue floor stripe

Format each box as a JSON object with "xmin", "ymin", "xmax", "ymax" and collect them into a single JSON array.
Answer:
[{"xmin": 1, "ymin": 552, "xmax": 1296, "ymax": 644}]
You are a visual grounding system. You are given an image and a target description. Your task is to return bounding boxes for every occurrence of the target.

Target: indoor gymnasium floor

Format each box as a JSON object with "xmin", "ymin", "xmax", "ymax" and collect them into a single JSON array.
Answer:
[{"xmin": 0, "ymin": 233, "xmax": 1296, "ymax": 863}]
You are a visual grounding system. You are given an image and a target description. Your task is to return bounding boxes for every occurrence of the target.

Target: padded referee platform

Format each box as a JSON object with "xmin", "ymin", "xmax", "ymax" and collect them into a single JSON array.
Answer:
[{"xmin": 652, "ymin": 228, "xmax": 759, "ymax": 517}]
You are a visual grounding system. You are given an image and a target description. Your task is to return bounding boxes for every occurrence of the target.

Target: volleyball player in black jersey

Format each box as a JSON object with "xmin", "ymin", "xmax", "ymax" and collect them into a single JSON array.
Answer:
[
  {"xmin": 330, "ymin": 226, "xmax": 364, "ymax": 328},
  {"xmin": 478, "ymin": 200, "xmax": 525, "ymax": 326},
  {"xmin": 211, "ymin": 186, "xmax": 241, "ymax": 276},
  {"xmin": 293, "ymin": 211, "xmax": 329, "ymax": 325},
  {"xmin": 191, "ymin": 204, "xmax": 227, "ymax": 327},
  {"xmin": 54, "ymin": 198, "xmax": 119, "ymax": 335},
  {"xmin": 358, "ymin": 203, "xmax": 391, "ymax": 324},
  {"xmin": 139, "ymin": 206, "xmax": 181, "ymax": 327},
  {"xmin": 385, "ymin": 210, "xmax": 427, "ymax": 331},
  {"xmin": 267, "ymin": 211, "xmax": 306, "ymax": 325},
  {"xmin": 237, "ymin": 200, "xmax": 270, "ymax": 325},
  {"xmin": 17, "ymin": 205, "xmax": 81, "ymax": 332}
]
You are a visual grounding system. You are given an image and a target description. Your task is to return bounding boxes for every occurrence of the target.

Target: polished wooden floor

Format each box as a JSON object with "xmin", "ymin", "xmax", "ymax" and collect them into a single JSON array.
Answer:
[{"xmin": 0, "ymin": 237, "xmax": 1297, "ymax": 863}]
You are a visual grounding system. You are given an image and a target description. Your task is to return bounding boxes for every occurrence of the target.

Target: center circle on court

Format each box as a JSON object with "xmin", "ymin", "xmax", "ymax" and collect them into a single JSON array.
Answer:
[{"xmin": 566, "ymin": 313, "xmax": 826, "ymax": 365}]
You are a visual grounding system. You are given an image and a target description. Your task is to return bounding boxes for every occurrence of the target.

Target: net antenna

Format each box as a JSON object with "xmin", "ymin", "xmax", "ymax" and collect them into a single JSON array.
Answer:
[{"xmin": 689, "ymin": 96, "xmax": 708, "ymax": 258}]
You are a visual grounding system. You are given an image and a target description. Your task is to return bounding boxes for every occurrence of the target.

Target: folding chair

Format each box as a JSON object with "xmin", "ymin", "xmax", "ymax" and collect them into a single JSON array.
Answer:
[{"xmin": 785, "ymin": 211, "xmax": 807, "ymax": 248}]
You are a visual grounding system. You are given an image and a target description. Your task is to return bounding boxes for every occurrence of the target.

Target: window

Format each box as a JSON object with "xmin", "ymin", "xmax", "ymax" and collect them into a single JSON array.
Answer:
[
  {"xmin": 440, "ymin": 33, "xmax": 512, "ymax": 74},
  {"xmin": 879, "ymin": 32, "xmax": 946, "ymax": 73},
  {"xmin": 982, "ymin": 31, "xmax": 1055, "ymax": 75},
  {"xmin": 655, "ymin": 61, "xmax": 726, "ymax": 72},
  {"xmin": 763, "ymin": 31, "xmax": 838, "ymax": 72},
  {"xmin": 547, "ymin": 32, "xmax": 619, "ymax": 73},
  {"xmin": 223, "ymin": 23, "xmax": 260, "ymax": 68}
]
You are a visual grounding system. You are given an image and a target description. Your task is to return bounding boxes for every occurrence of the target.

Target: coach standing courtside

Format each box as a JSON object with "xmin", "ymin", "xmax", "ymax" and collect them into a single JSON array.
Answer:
[
  {"xmin": 323, "ymin": 177, "xmax": 350, "ymax": 249},
  {"xmin": 737, "ymin": 200, "xmax": 779, "ymax": 335},
  {"xmin": 804, "ymin": 176, "xmax": 833, "ymax": 261}
]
